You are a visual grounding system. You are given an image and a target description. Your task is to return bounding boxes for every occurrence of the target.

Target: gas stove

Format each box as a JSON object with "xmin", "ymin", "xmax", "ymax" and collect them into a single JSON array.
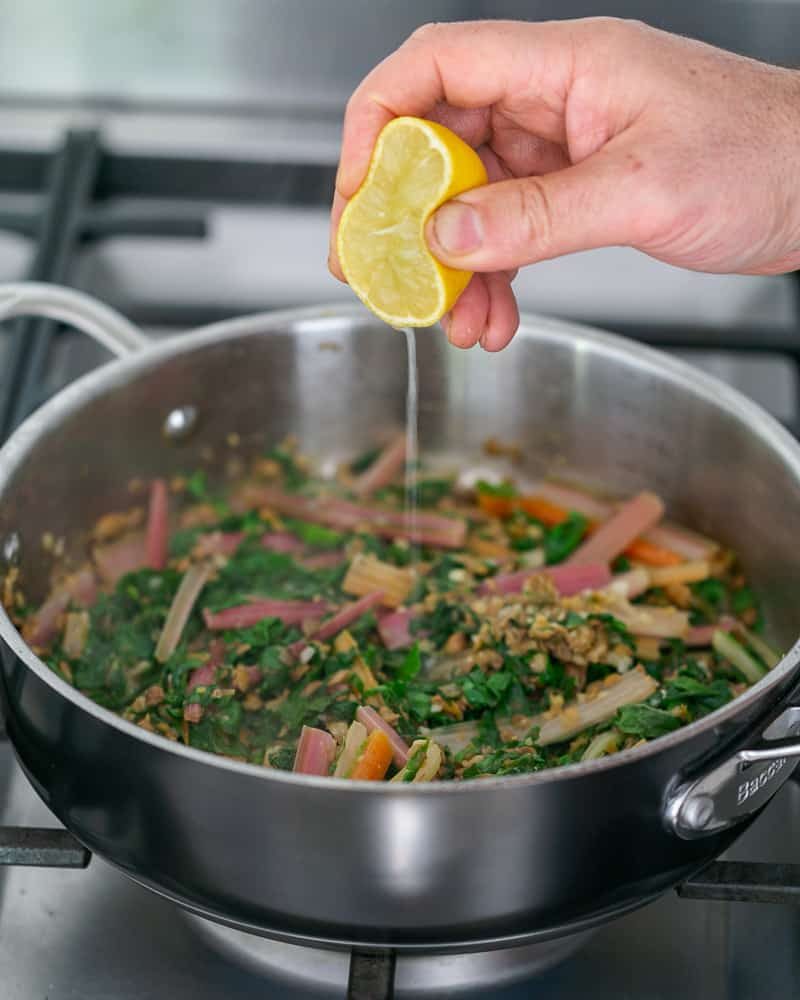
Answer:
[{"xmin": 1, "ymin": 120, "xmax": 800, "ymax": 999}]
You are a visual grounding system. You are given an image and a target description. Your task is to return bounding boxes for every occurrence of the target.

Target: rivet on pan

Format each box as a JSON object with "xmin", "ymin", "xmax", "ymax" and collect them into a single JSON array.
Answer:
[
  {"xmin": 2, "ymin": 531, "xmax": 20, "ymax": 566},
  {"xmin": 163, "ymin": 405, "xmax": 198, "ymax": 441},
  {"xmin": 682, "ymin": 794, "xmax": 714, "ymax": 831}
]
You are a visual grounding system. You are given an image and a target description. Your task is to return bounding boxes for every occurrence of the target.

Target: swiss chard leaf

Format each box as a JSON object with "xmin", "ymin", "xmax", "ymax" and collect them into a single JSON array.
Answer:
[
  {"xmin": 460, "ymin": 669, "xmax": 513, "ymax": 710},
  {"xmin": 278, "ymin": 689, "xmax": 333, "ymax": 732},
  {"xmin": 428, "ymin": 553, "xmax": 472, "ymax": 590},
  {"xmin": 268, "ymin": 746, "xmax": 296, "ymax": 770},
  {"xmin": 693, "ymin": 578, "xmax": 728, "ymax": 609},
  {"xmin": 325, "ymin": 700, "xmax": 359, "ymax": 722},
  {"xmin": 476, "ymin": 480, "xmax": 517, "ymax": 498},
  {"xmin": 203, "ymin": 546, "xmax": 341, "ymax": 607},
  {"xmin": 413, "ymin": 599, "xmax": 476, "ymax": 648},
  {"xmin": 376, "ymin": 479, "xmax": 453, "ymax": 508},
  {"xmin": 349, "ymin": 446, "xmax": 382, "ymax": 475},
  {"xmin": 544, "ymin": 512, "xmax": 588, "ymax": 565},
  {"xmin": 285, "ymin": 519, "xmax": 345, "ymax": 550},
  {"xmin": 233, "ymin": 617, "xmax": 290, "ymax": 651},
  {"xmin": 661, "ymin": 674, "xmax": 732, "ymax": 715},
  {"xmin": 538, "ymin": 657, "xmax": 576, "ymax": 699},
  {"xmin": 478, "ymin": 710, "xmax": 501, "ymax": 748},
  {"xmin": 589, "ymin": 613, "xmax": 635, "ymax": 649},
  {"xmin": 732, "ymin": 586, "xmax": 763, "ymax": 629},
  {"xmin": 258, "ymin": 646, "xmax": 291, "ymax": 696},
  {"xmin": 462, "ymin": 745, "xmax": 545, "ymax": 778},
  {"xmin": 413, "ymin": 479, "xmax": 453, "ymax": 506},
  {"xmin": 214, "ymin": 697, "xmax": 243, "ymax": 736},
  {"xmin": 586, "ymin": 662, "xmax": 616, "ymax": 684},
  {"xmin": 405, "ymin": 688, "xmax": 433, "ymax": 722},
  {"xmin": 397, "ymin": 643, "xmax": 422, "ymax": 682},
  {"xmin": 169, "ymin": 527, "xmax": 203, "ymax": 558},
  {"xmin": 75, "ymin": 569, "xmax": 182, "ymax": 704},
  {"xmin": 266, "ymin": 444, "xmax": 308, "ymax": 491},
  {"xmin": 186, "ymin": 469, "xmax": 212, "ymax": 503},
  {"xmin": 691, "ymin": 578, "xmax": 729, "ymax": 624},
  {"xmin": 615, "ymin": 704, "xmax": 682, "ymax": 739}
]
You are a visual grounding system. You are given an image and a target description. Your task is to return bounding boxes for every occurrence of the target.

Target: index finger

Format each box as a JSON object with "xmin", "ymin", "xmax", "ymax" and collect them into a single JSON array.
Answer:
[{"xmin": 336, "ymin": 19, "xmax": 578, "ymax": 198}]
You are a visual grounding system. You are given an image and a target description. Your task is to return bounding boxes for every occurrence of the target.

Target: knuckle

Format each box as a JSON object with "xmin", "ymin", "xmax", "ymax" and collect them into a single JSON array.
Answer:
[
  {"xmin": 595, "ymin": 16, "xmax": 648, "ymax": 39},
  {"xmin": 409, "ymin": 21, "xmax": 443, "ymax": 45},
  {"xmin": 515, "ymin": 178, "xmax": 555, "ymax": 260},
  {"xmin": 581, "ymin": 16, "xmax": 652, "ymax": 54}
]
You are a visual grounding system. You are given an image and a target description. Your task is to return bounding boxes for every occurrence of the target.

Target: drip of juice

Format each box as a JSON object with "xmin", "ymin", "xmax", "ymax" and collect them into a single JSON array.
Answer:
[{"xmin": 402, "ymin": 327, "xmax": 419, "ymax": 560}]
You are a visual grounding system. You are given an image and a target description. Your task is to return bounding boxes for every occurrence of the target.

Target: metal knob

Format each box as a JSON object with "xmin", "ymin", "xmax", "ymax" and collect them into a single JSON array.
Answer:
[
  {"xmin": 2, "ymin": 531, "xmax": 20, "ymax": 566},
  {"xmin": 680, "ymin": 795, "xmax": 715, "ymax": 832},
  {"xmin": 162, "ymin": 405, "xmax": 198, "ymax": 441}
]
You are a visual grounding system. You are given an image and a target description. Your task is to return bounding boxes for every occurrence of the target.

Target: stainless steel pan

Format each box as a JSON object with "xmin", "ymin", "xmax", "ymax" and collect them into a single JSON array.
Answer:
[{"xmin": 1, "ymin": 282, "xmax": 799, "ymax": 952}]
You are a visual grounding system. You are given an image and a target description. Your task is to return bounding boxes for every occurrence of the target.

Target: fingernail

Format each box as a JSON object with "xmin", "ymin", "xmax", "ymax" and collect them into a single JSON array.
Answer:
[
  {"xmin": 479, "ymin": 332, "xmax": 489, "ymax": 350},
  {"xmin": 440, "ymin": 312, "xmax": 453, "ymax": 340},
  {"xmin": 432, "ymin": 201, "xmax": 483, "ymax": 256}
]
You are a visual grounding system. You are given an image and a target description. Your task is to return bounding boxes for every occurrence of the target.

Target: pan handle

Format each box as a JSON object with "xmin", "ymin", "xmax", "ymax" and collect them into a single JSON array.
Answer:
[
  {"xmin": 666, "ymin": 705, "xmax": 800, "ymax": 840},
  {"xmin": 0, "ymin": 282, "xmax": 150, "ymax": 357}
]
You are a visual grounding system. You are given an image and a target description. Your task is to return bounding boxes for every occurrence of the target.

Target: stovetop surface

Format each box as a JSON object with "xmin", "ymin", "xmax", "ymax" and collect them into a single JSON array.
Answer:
[{"xmin": 2, "ymin": 739, "xmax": 799, "ymax": 999}]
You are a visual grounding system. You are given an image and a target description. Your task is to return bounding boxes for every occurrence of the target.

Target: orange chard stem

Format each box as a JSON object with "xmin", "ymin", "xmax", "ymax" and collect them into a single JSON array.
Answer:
[
  {"xmin": 518, "ymin": 496, "xmax": 570, "ymax": 525},
  {"xmin": 488, "ymin": 492, "xmax": 683, "ymax": 567},
  {"xmin": 624, "ymin": 537, "xmax": 683, "ymax": 566},
  {"xmin": 476, "ymin": 494, "xmax": 517, "ymax": 518},
  {"xmin": 519, "ymin": 495, "xmax": 599, "ymax": 530},
  {"xmin": 350, "ymin": 729, "xmax": 394, "ymax": 781}
]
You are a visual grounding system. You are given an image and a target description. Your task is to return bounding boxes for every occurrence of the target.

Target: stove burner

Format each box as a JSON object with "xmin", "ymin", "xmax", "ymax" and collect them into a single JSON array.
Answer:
[
  {"xmin": 4, "ymin": 811, "xmax": 800, "ymax": 1000},
  {"xmin": 182, "ymin": 912, "xmax": 593, "ymax": 997}
]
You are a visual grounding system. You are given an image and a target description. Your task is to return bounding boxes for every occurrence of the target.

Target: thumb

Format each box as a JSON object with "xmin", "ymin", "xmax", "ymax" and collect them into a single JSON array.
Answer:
[{"xmin": 426, "ymin": 146, "xmax": 648, "ymax": 272}]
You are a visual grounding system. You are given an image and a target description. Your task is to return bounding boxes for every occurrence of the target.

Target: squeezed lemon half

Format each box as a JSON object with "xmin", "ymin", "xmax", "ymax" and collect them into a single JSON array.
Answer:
[{"xmin": 337, "ymin": 116, "xmax": 488, "ymax": 327}]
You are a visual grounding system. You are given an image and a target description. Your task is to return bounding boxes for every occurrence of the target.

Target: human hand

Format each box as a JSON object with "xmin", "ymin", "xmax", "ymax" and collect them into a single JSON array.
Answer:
[{"xmin": 329, "ymin": 18, "xmax": 800, "ymax": 350}]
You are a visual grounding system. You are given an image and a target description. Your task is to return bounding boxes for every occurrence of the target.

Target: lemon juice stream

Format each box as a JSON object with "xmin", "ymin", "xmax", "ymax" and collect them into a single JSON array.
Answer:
[{"xmin": 402, "ymin": 327, "xmax": 420, "ymax": 563}]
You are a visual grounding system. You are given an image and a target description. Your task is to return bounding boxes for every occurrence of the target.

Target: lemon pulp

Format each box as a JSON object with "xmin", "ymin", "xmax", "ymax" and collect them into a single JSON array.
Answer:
[{"xmin": 337, "ymin": 117, "xmax": 488, "ymax": 327}]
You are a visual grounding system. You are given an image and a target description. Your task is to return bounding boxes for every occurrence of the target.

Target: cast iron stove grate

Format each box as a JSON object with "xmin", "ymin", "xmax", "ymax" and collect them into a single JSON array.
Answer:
[{"xmin": 0, "ymin": 126, "xmax": 336, "ymax": 439}]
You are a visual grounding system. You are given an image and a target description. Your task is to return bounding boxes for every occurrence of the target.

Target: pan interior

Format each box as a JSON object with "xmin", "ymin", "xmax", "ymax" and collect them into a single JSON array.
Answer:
[{"xmin": 2, "ymin": 305, "xmax": 799, "ymax": 722}]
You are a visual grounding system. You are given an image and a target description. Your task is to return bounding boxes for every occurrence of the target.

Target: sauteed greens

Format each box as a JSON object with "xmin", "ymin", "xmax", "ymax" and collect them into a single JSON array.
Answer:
[{"xmin": 11, "ymin": 437, "xmax": 779, "ymax": 782}]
